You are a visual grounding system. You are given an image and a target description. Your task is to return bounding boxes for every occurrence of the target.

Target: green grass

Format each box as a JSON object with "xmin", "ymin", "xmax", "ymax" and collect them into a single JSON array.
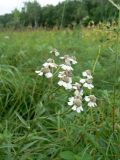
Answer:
[{"xmin": 0, "ymin": 28, "xmax": 120, "ymax": 160}]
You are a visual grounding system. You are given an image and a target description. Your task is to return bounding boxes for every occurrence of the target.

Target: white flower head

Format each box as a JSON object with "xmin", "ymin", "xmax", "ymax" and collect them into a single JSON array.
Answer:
[
  {"xmin": 58, "ymin": 81, "xmax": 72, "ymax": 90},
  {"xmin": 82, "ymin": 70, "xmax": 93, "ymax": 79},
  {"xmin": 45, "ymin": 72, "xmax": 53, "ymax": 78},
  {"xmin": 60, "ymin": 64, "xmax": 73, "ymax": 71},
  {"xmin": 50, "ymin": 48, "xmax": 60, "ymax": 56},
  {"xmin": 85, "ymin": 95, "xmax": 97, "ymax": 107},
  {"xmin": 58, "ymin": 70, "xmax": 72, "ymax": 78},
  {"xmin": 35, "ymin": 67, "xmax": 53, "ymax": 78},
  {"xmin": 68, "ymin": 56, "xmax": 77, "ymax": 65},
  {"xmin": 73, "ymin": 82, "xmax": 81, "ymax": 90},
  {"xmin": 58, "ymin": 76, "xmax": 72, "ymax": 90},
  {"xmin": 68, "ymin": 95, "xmax": 83, "ymax": 113},
  {"xmin": 35, "ymin": 70, "xmax": 43, "ymax": 76},
  {"xmin": 60, "ymin": 55, "xmax": 77, "ymax": 65},
  {"xmin": 43, "ymin": 58, "xmax": 57, "ymax": 68},
  {"xmin": 80, "ymin": 78, "xmax": 94, "ymax": 90},
  {"xmin": 73, "ymin": 82, "xmax": 83, "ymax": 96}
]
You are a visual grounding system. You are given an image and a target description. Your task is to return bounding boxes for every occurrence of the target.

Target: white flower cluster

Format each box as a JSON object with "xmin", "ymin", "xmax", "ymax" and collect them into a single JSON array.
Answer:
[
  {"xmin": 58, "ymin": 55, "xmax": 77, "ymax": 90},
  {"xmin": 80, "ymin": 70, "xmax": 94, "ymax": 89},
  {"xmin": 35, "ymin": 58, "xmax": 57, "ymax": 78},
  {"xmin": 68, "ymin": 70, "xmax": 97, "ymax": 113},
  {"xmin": 50, "ymin": 48, "xmax": 60, "ymax": 57},
  {"xmin": 35, "ymin": 49, "xmax": 97, "ymax": 113}
]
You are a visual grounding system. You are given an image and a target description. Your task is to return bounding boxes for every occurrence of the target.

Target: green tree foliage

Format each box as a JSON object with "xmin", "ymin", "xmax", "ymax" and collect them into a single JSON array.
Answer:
[
  {"xmin": 83, "ymin": 0, "xmax": 119, "ymax": 23},
  {"xmin": 41, "ymin": 5, "xmax": 57, "ymax": 28},
  {"xmin": 0, "ymin": 14, "xmax": 12, "ymax": 28},
  {"xmin": 0, "ymin": 0, "xmax": 119, "ymax": 29},
  {"xmin": 23, "ymin": 1, "xmax": 41, "ymax": 27},
  {"xmin": 11, "ymin": 9, "xmax": 21, "ymax": 29}
]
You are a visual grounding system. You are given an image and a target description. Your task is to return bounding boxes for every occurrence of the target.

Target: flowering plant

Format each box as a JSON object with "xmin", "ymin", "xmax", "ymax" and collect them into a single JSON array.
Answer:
[{"xmin": 35, "ymin": 49, "xmax": 97, "ymax": 113}]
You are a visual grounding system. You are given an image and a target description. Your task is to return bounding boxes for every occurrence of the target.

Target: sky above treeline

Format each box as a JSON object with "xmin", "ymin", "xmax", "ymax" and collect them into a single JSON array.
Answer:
[{"xmin": 0, "ymin": 0, "xmax": 64, "ymax": 15}]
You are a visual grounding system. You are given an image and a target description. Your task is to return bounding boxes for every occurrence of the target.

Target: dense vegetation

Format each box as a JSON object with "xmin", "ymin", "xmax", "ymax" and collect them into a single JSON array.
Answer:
[
  {"xmin": 0, "ymin": 25, "xmax": 120, "ymax": 159},
  {"xmin": 0, "ymin": 0, "xmax": 119, "ymax": 29},
  {"xmin": 0, "ymin": 0, "xmax": 120, "ymax": 159}
]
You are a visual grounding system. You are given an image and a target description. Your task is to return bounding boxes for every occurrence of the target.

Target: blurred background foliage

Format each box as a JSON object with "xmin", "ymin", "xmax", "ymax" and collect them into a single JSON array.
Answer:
[{"xmin": 0, "ymin": 0, "xmax": 119, "ymax": 29}]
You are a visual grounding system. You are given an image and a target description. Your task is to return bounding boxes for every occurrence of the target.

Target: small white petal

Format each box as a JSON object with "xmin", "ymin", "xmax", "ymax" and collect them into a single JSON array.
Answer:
[
  {"xmin": 60, "ymin": 56, "xmax": 64, "ymax": 59},
  {"xmin": 43, "ymin": 62, "xmax": 57, "ymax": 68},
  {"xmin": 87, "ymin": 75, "xmax": 93, "ymax": 79},
  {"xmin": 68, "ymin": 97, "xmax": 74, "ymax": 101},
  {"xmin": 69, "ymin": 77, "xmax": 72, "ymax": 83},
  {"xmin": 82, "ymin": 71, "xmax": 93, "ymax": 79},
  {"xmin": 74, "ymin": 90, "xmax": 83, "ymax": 96},
  {"xmin": 62, "ymin": 82, "xmax": 66, "ymax": 88},
  {"xmin": 65, "ymin": 83, "xmax": 72, "ymax": 90},
  {"xmin": 70, "ymin": 59, "xmax": 77, "ymax": 64},
  {"xmin": 68, "ymin": 99, "xmax": 74, "ymax": 106},
  {"xmin": 85, "ymin": 96, "xmax": 90, "ymax": 102},
  {"xmin": 88, "ymin": 102, "xmax": 96, "ymax": 107},
  {"xmin": 43, "ymin": 63, "xmax": 48, "ymax": 67},
  {"xmin": 35, "ymin": 70, "xmax": 43, "ymax": 76},
  {"xmin": 50, "ymin": 63, "xmax": 57, "ymax": 68},
  {"xmin": 35, "ymin": 70, "xmax": 41, "ymax": 73},
  {"xmin": 87, "ymin": 84, "xmax": 94, "ymax": 89},
  {"xmin": 83, "ymin": 83, "xmax": 88, "ymax": 87},
  {"xmin": 80, "ymin": 79, "xmax": 86, "ymax": 83},
  {"xmin": 55, "ymin": 51, "xmax": 60, "ymax": 56},
  {"xmin": 76, "ymin": 106, "xmax": 83, "ymax": 113},
  {"xmin": 60, "ymin": 64, "xmax": 73, "ymax": 71},
  {"xmin": 72, "ymin": 60, "xmax": 77, "ymax": 64},
  {"xmin": 58, "ymin": 71, "xmax": 65, "ymax": 78},
  {"xmin": 82, "ymin": 71, "xmax": 88, "ymax": 77},
  {"xmin": 72, "ymin": 86, "xmax": 77, "ymax": 89},
  {"xmin": 72, "ymin": 105, "xmax": 77, "ymax": 111},
  {"xmin": 83, "ymin": 83, "xmax": 94, "ymax": 89},
  {"xmin": 62, "ymin": 82, "xmax": 72, "ymax": 90},
  {"xmin": 38, "ymin": 72, "xmax": 43, "ymax": 76},
  {"xmin": 58, "ymin": 80, "xmax": 64, "ymax": 86},
  {"xmin": 45, "ymin": 72, "xmax": 53, "ymax": 78}
]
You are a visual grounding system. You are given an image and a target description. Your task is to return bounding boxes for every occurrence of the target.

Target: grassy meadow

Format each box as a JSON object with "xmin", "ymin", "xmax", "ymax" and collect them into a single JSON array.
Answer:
[{"xmin": 0, "ymin": 27, "xmax": 120, "ymax": 160}]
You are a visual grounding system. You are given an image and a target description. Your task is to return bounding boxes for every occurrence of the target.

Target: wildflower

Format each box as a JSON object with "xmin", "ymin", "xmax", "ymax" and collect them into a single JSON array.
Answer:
[
  {"xmin": 58, "ymin": 76, "xmax": 72, "ymax": 90},
  {"xmin": 60, "ymin": 55, "xmax": 77, "ymax": 65},
  {"xmin": 68, "ymin": 56, "xmax": 77, "ymax": 64},
  {"xmin": 35, "ymin": 67, "xmax": 53, "ymax": 78},
  {"xmin": 58, "ymin": 70, "xmax": 72, "ymax": 78},
  {"xmin": 59, "ymin": 64, "xmax": 73, "ymax": 71},
  {"xmin": 82, "ymin": 70, "xmax": 93, "ymax": 79},
  {"xmin": 58, "ymin": 70, "xmax": 72, "ymax": 90},
  {"xmin": 85, "ymin": 95, "xmax": 97, "ymax": 107},
  {"xmin": 50, "ymin": 48, "xmax": 60, "ymax": 56},
  {"xmin": 80, "ymin": 78, "xmax": 94, "ymax": 89},
  {"xmin": 43, "ymin": 58, "xmax": 57, "ymax": 68},
  {"xmin": 68, "ymin": 96, "xmax": 83, "ymax": 113},
  {"xmin": 72, "ymin": 82, "xmax": 83, "ymax": 96}
]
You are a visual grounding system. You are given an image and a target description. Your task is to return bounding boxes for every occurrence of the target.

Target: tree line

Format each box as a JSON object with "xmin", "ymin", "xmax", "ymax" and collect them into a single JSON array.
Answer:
[{"xmin": 0, "ymin": 0, "xmax": 119, "ymax": 29}]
